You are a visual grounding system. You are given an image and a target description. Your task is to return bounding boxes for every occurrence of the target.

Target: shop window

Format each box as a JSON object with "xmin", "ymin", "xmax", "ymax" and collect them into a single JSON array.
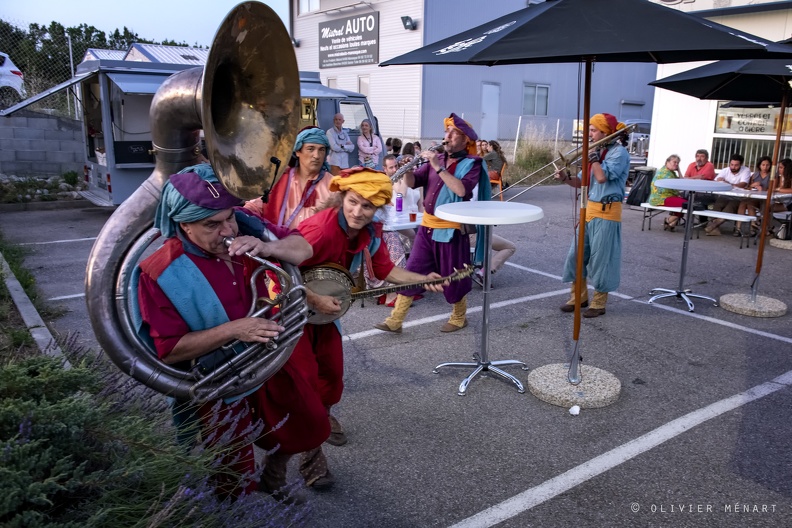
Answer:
[
  {"xmin": 522, "ymin": 84, "xmax": 549, "ymax": 116},
  {"xmin": 299, "ymin": 0, "xmax": 319, "ymax": 14},
  {"xmin": 358, "ymin": 75, "xmax": 370, "ymax": 97}
]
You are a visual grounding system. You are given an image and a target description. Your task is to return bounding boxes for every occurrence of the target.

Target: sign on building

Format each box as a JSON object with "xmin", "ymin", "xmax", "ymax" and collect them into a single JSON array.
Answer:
[{"xmin": 319, "ymin": 12, "xmax": 380, "ymax": 69}]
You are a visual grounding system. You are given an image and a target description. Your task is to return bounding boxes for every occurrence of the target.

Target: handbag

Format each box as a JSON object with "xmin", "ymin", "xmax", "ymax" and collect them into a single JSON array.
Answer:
[{"xmin": 625, "ymin": 169, "xmax": 653, "ymax": 206}]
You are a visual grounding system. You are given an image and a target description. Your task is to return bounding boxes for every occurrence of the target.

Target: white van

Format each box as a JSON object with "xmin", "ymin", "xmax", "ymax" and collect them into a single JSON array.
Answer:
[{"xmin": 0, "ymin": 62, "xmax": 380, "ymax": 206}]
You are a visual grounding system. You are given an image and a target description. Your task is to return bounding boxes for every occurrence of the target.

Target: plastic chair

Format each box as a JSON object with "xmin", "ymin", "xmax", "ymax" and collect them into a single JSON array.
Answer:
[{"xmin": 490, "ymin": 162, "xmax": 506, "ymax": 200}]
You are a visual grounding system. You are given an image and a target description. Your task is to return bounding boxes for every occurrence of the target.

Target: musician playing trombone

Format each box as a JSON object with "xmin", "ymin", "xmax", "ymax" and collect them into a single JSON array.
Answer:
[
  {"xmin": 136, "ymin": 166, "xmax": 330, "ymax": 502},
  {"xmin": 293, "ymin": 167, "xmax": 446, "ymax": 489},
  {"xmin": 554, "ymin": 113, "xmax": 630, "ymax": 318}
]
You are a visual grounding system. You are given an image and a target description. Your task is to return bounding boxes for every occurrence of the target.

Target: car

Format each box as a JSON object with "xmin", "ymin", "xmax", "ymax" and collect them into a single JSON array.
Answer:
[
  {"xmin": 0, "ymin": 52, "xmax": 26, "ymax": 109},
  {"xmin": 623, "ymin": 118, "xmax": 651, "ymax": 167}
]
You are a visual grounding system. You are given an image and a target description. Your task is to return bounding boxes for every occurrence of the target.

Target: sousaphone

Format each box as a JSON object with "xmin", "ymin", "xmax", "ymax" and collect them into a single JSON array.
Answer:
[{"xmin": 85, "ymin": 2, "xmax": 304, "ymax": 403}]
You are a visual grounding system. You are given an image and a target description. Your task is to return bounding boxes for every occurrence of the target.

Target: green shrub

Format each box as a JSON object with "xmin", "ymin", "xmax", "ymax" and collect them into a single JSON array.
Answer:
[
  {"xmin": 62, "ymin": 171, "xmax": 79, "ymax": 187},
  {"xmin": 511, "ymin": 122, "xmax": 576, "ymax": 187},
  {"xmin": 0, "ymin": 355, "xmax": 302, "ymax": 527}
]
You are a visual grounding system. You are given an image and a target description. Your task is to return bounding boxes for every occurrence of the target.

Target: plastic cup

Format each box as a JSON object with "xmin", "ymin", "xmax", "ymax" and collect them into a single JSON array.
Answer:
[{"xmin": 409, "ymin": 210, "xmax": 417, "ymax": 222}]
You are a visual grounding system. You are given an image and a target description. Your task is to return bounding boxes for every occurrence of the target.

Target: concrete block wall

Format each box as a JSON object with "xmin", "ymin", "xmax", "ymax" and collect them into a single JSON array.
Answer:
[{"xmin": 0, "ymin": 110, "xmax": 85, "ymax": 177}]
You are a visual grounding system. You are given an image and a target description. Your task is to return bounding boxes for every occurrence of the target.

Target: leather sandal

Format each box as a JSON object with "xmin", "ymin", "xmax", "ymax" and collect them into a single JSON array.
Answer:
[
  {"xmin": 374, "ymin": 322, "xmax": 401, "ymax": 333},
  {"xmin": 440, "ymin": 319, "xmax": 468, "ymax": 333},
  {"xmin": 582, "ymin": 307, "xmax": 606, "ymax": 318},
  {"xmin": 560, "ymin": 301, "xmax": 588, "ymax": 312}
]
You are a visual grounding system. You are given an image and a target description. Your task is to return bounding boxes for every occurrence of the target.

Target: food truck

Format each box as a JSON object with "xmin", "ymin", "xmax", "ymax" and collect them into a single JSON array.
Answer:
[{"xmin": 2, "ymin": 62, "xmax": 380, "ymax": 206}]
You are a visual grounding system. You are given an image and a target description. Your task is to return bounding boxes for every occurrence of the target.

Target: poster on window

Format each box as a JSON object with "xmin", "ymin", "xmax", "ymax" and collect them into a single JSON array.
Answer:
[
  {"xmin": 319, "ymin": 12, "xmax": 380, "ymax": 69},
  {"xmin": 715, "ymin": 104, "xmax": 792, "ymax": 136}
]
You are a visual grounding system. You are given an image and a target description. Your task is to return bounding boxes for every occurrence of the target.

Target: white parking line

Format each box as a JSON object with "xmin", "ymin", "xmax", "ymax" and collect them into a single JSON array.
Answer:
[
  {"xmin": 19, "ymin": 237, "xmax": 97, "ymax": 245},
  {"xmin": 48, "ymin": 293, "xmax": 86, "ymax": 301},
  {"xmin": 344, "ymin": 288, "xmax": 570, "ymax": 341},
  {"xmin": 444, "ymin": 263, "xmax": 792, "ymax": 527},
  {"xmin": 449, "ymin": 370, "xmax": 792, "ymax": 528}
]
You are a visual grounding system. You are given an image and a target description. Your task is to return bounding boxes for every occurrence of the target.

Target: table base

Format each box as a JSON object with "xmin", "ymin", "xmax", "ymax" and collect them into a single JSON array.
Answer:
[
  {"xmin": 648, "ymin": 287, "xmax": 718, "ymax": 312},
  {"xmin": 433, "ymin": 360, "xmax": 528, "ymax": 396}
]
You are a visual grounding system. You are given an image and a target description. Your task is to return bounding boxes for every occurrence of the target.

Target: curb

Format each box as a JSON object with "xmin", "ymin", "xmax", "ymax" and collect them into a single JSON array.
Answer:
[
  {"xmin": 0, "ymin": 250, "xmax": 70, "ymax": 368},
  {"xmin": 0, "ymin": 200, "xmax": 95, "ymax": 213}
]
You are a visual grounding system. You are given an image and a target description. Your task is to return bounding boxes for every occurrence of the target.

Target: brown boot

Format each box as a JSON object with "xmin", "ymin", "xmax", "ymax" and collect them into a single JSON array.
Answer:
[
  {"xmin": 560, "ymin": 281, "xmax": 588, "ymax": 312},
  {"xmin": 440, "ymin": 297, "xmax": 467, "ymax": 332},
  {"xmin": 583, "ymin": 291, "xmax": 608, "ymax": 318},
  {"xmin": 375, "ymin": 294, "xmax": 413, "ymax": 333},
  {"xmin": 261, "ymin": 451, "xmax": 305, "ymax": 505},
  {"xmin": 299, "ymin": 446, "xmax": 335, "ymax": 491},
  {"xmin": 325, "ymin": 413, "xmax": 347, "ymax": 447}
]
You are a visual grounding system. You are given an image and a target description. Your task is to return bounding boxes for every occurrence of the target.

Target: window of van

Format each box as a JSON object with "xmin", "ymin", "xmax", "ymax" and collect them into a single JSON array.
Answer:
[{"xmin": 341, "ymin": 102, "xmax": 371, "ymax": 132}]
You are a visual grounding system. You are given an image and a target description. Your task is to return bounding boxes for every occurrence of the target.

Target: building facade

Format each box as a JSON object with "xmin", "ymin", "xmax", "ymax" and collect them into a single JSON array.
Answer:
[
  {"xmin": 649, "ymin": 0, "xmax": 792, "ymax": 171},
  {"xmin": 289, "ymin": 0, "xmax": 657, "ymax": 144}
]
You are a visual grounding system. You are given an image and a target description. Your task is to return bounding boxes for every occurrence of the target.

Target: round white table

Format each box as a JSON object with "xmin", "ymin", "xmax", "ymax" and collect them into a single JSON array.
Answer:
[
  {"xmin": 649, "ymin": 179, "xmax": 730, "ymax": 311},
  {"xmin": 433, "ymin": 201, "xmax": 544, "ymax": 396}
]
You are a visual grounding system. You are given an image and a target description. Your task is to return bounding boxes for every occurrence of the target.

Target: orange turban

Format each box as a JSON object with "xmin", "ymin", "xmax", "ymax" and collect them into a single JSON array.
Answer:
[
  {"xmin": 443, "ymin": 113, "xmax": 479, "ymax": 155},
  {"xmin": 330, "ymin": 167, "xmax": 393, "ymax": 207},
  {"xmin": 590, "ymin": 113, "xmax": 624, "ymax": 136}
]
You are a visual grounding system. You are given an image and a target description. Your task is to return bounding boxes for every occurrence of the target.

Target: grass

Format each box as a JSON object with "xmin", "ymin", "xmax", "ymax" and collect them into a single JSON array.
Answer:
[{"xmin": 507, "ymin": 121, "xmax": 578, "ymax": 188}]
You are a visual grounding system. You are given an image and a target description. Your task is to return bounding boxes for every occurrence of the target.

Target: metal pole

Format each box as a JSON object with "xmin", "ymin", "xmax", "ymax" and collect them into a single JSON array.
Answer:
[
  {"xmin": 555, "ymin": 118, "xmax": 560, "ymax": 156},
  {"xmin": 67, "ymin": 34, "xmax": 74, "ymax": 117},
  {"xmin": 513, "ymin": 115, "xmax": 522, "ymax": 161}
]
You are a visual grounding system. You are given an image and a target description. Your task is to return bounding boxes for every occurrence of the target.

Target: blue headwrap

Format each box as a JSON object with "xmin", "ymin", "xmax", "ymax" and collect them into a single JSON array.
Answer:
[
  {"xmin": 293, "ymin": 127, "xmax": 331, "ymax": 173},
  {"xmin": 155, "ymin": 164, "xmax": 238, "ymax": 238}
]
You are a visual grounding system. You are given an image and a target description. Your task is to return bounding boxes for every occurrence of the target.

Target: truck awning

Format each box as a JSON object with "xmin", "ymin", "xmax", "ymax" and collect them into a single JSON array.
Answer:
[
  {"xmin": 0, "ymin": 71, "xmax": 96, "ymax": 117},
  {"xmin": 107, "ymin": 72, "xmax": 172, "ymax": 94}
]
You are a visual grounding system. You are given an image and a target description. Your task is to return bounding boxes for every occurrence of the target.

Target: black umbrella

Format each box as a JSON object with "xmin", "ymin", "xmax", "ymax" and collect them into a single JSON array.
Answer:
[
  {"xmin": 651, "ymin": 53, "xmax": 792, "ymax": 303},
  {"xmin": 648, "ymin": 58, "xmax": 792, "ymax": 102},
  {"xmin": 381, "ymin": 0, "xmax": 792, "ymax": 384}
]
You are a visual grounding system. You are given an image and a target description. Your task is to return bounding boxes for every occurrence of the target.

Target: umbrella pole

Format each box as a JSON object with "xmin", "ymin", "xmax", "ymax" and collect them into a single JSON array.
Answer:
[
  {"xmin": 752, "ymin": 89, "xmax": 788, "ymax": 301},
  {"xmin": 568, "ymin": 58, "xmax": 592, "ymax": 385}
]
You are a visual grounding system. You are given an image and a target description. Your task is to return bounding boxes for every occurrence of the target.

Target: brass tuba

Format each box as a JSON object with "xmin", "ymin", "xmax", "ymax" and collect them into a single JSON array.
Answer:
[{"xmin": 85, "ymin": 2, "xmax": 305, "ymax": 404}]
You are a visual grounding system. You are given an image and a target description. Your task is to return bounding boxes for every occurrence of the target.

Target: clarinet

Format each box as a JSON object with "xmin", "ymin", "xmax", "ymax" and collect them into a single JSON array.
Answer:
[{"xmin": 390, "ymin": 142, "xmax": 448, "ymax": 184}]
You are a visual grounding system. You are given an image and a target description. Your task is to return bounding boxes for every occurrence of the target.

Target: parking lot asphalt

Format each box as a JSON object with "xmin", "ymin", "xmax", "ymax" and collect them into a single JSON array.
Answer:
[{"xmin": 1, "ymin": 185, "xmax": 791, "ymax": 527}]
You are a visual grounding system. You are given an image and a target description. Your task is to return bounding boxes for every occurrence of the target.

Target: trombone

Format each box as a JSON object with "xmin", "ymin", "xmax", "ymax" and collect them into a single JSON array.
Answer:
[{"xmin": 497, "ymin": 123, "xmax": 637, "ymax": 202}]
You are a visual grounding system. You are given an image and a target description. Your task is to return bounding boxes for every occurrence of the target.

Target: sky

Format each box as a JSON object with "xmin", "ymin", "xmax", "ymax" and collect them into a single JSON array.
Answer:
[{"xmin": 1, "ymin": 0, "xmax": 290, "ymax": 48}]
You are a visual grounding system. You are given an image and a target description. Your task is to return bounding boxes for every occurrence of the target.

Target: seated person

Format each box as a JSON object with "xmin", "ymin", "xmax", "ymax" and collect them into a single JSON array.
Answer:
[
  {"xmin": 684, "ymin": 149, "xmax": 716, "ymax": 180},
  {"xmin": 704, "ymin": 153, "xmax": 751, "ymax": 236},
  {"xmin": 136, "ymin": 166, "xmax": 328, "ymax": 502},
  {"xmin": 736, "ymin": 156, "xmax": 771, "ymax": 236},
  {"xmin": 647, "ymin": 154, "xmax": 686, "ymax": 231}
]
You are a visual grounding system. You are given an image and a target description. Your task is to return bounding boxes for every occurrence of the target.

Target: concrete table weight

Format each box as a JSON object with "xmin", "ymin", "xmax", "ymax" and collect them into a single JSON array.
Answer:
[
  {"xmin": 433, "ymin": 201, "xmax": 543, "ymax": 396},
  {"xmin": 648, "ymin": 179, "xmax": 730, "ymax": 311}
]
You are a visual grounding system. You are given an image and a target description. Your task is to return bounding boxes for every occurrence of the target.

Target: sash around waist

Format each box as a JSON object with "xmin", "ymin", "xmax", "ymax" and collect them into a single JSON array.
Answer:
[
  {"xmin": 421, "ymin": 212, "xmax": 462, "ymax": 230},
  {"xmin": 586, "ymin": 200, "xmax": 622, "ymax": 222}
]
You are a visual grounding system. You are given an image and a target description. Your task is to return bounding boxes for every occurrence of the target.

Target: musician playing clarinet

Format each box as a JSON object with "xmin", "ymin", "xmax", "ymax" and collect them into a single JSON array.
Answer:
[
  {"xmin": 375, "ymin": 113, "xmax": 490, "ymax": 334},
  {"xmin": 554, "ymin": 113, "xmax": 630, "ymax": 318},
  {"xmin": 292, "ymin": 167, "xmax": 446, "ymax": 489}
]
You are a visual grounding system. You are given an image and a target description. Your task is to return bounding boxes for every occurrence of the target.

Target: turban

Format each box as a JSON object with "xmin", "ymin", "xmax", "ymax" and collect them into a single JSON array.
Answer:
[
  {"xmin": 590, "ymin": 113, "xmax": 623, "ymax": 136},
  {"xmin": 443, "ymin": 113, "xmax": 478, "ymax": 155},
  {"xmin": 292, "ymin": 126, "xmax": 331, "ymax": 173},
  {"xmin": 155, "ymin": 164, "xmax": 241, "ymax": 238},
  {"xmin": 330, "ymin": 167, "xmax": 393, "ymax": 207}
]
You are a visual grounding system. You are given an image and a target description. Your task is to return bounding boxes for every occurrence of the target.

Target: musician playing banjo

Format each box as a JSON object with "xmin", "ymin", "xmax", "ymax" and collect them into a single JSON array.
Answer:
[
  {"xmin": 292, "ymin": 167, "xmax": 446, "ymax": 489},
  {"xmin": 136, "ymin": 166, "xmax": 330, "ymax": 502}
]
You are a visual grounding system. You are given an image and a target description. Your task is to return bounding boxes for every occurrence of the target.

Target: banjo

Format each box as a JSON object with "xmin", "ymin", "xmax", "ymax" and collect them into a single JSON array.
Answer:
[{"xmin": 303, "ymin": 263, "xmax": 475, "ymax": 324}]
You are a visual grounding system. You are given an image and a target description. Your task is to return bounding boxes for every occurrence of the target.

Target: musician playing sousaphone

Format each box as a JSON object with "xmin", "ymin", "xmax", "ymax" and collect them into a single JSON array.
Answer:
[
  {"xmin": 135, "ymin": 166, "xmax": 329, "ymax": 503},
  {"xmin": 291, "ymin": 167, "xmax": 447, "ymax": 488}
]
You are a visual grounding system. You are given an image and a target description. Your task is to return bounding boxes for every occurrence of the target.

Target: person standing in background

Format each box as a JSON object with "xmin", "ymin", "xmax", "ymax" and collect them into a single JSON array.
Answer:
[
  {"xmin": 358, "ymin": 119, "xmax": 384, "ymax": 170},
  {"xmin": 326, "ymin": 113, "xmax": 355, "ymax": 175}
]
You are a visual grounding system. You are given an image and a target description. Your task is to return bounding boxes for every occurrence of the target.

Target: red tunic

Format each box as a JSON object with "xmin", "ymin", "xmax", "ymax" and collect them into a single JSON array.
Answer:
[
  {"xmin": 292, "ymin": 207, "xmax": 394, "ymax": 407},
  {"xmin": 137, "ymin": 225, "xmax": 329, "ymax": 467}
]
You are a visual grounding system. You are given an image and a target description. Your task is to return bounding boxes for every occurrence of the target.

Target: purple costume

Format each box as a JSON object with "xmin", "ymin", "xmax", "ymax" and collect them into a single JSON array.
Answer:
[{"xmin": 401, "ymin": 152, "xmax": 481, "ymax": 303}]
